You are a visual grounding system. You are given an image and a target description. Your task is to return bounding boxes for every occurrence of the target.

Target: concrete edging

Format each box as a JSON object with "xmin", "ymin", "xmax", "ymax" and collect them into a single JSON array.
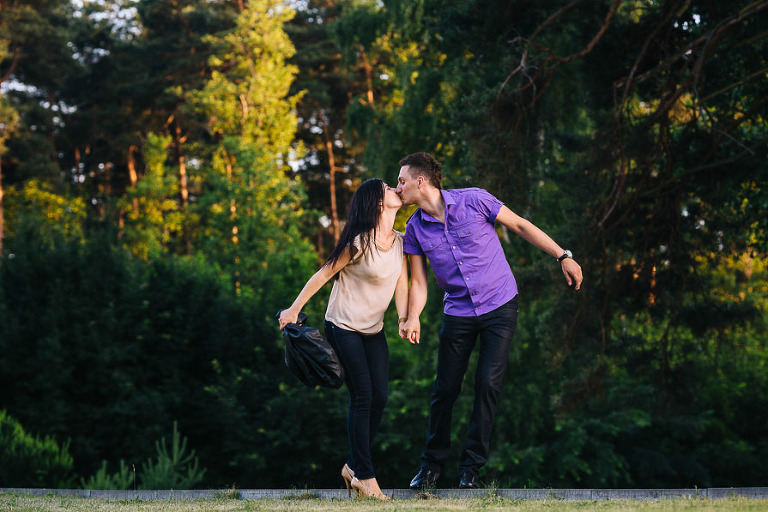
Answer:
[{"xmin": 2, "ymin": 487, "xmax": 767, "ymax": 501}]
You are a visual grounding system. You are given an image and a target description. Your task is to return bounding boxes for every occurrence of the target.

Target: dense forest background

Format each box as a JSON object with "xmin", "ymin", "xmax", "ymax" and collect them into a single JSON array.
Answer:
[{"xmin": 1, "ymin": 0, "xmax": 766, "ymax": 490}]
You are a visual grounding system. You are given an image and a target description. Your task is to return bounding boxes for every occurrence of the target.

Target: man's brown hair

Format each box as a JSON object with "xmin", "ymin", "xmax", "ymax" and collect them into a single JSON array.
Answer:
[{"xmin": 399, "ymin": 152, "xmax": 442, "ymax": 189}]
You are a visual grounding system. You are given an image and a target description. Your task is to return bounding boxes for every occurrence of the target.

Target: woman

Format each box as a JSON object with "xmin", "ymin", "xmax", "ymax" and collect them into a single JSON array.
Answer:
[{"xmin": 278, "ymin": 179, "xmax": 408, "ymax": 500}]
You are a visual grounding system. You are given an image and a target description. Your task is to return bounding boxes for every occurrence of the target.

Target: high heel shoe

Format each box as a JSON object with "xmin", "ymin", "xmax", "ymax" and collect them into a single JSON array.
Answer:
[
  {"xmin": 341, "ymin": 464, "xmax": 355, "ymax": 498},
  {"xmin": 350, "ymin": 477, "xmax": 391, "ymax": 500}
]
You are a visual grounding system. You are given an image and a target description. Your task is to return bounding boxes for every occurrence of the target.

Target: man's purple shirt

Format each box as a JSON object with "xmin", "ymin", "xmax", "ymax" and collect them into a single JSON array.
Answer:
[{"xmin": 403, "ymin": 188, "xmax": 518, "ymax": 317}]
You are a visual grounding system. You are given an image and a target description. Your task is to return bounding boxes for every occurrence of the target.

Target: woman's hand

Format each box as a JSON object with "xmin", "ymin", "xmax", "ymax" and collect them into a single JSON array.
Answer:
[
  {"xmin": 398, "ymin": 318, "xmax": 408, "ymax": 339},
  {"xmin": 278, "ymin": 308, "xmax": 300, "ymax": 330},
  {"xmin": 402, "ymin": 317, "xmax": 420, "ymax": 344}
]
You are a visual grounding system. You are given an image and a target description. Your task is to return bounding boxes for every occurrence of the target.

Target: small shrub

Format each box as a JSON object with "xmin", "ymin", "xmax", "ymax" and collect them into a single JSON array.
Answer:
[
  {"xmin": 0, "ymin": 409, "xmax": 74, "ymax": 487},
  {"xmin": 81, "ymin": 422, "xmax": 206, "ymax": 490},
  {"xmin": 80, "ymin": 460, "xmax": 134, "ymax": 490},
  {"xmin": 138, "ymin": 421, "xmax": 206, "ymax": 489}
]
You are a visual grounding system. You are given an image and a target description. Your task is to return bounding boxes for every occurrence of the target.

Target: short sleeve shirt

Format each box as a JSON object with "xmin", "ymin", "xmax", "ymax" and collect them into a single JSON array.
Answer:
[{"xmin": 403, "ymin": 188, "xmax": 518, "ymax": 316}]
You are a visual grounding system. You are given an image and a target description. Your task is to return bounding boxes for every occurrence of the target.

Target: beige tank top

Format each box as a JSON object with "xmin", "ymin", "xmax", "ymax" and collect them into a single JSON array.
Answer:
[{"xmin": 325, "ymin": 231, "xmax": 404, "ymax": 334}]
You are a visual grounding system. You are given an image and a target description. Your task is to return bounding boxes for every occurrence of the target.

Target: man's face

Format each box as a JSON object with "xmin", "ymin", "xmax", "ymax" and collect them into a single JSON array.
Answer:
[{"xmin": 396, "ymin": 165, "xmax": 419, "ymax": 206}]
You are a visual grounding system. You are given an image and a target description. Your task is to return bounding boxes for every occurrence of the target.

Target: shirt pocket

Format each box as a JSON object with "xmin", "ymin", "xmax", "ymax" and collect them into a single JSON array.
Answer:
[
  {"xmin": 422, "ymin": 235, "xmax": 449, "ymax": 265},
  {"xmin": 452, "ymin": 219, "xmax": 489, "ymax": 250}
]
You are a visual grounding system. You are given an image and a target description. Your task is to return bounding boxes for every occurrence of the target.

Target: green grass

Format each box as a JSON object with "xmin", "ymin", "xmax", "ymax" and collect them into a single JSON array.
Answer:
[{"xmin": 1, "ymin": 493, "xmax": 767, "ymax": 512}]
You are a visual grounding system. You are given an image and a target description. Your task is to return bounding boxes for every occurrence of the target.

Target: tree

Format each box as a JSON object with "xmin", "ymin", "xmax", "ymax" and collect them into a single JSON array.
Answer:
[
  {"xmin": 0, "ymin": 19, "xmax": 20, "ymax": 257},
  {"xmin": 1, "ymin": 0, "xmax": 766, "ymax": 490},
  {"xmin": 286, "ymin": 0, "xmax": 380, "ymax": 252},
  {"xmin": 58, "ymin": 0, "xmax": 238, "ymax": 246},
  {"xmin": 185, "ymin": 0, "xmax": 311, "ymax": 289},
  {"xmin": 118, "ymin": 133, "xmax": 184, "ymax": 259},
  {"xmin": 338, "ymin": 0, "xmax": 768, "ymax": 487},
  {"xmin": 0, "ymin": 61, "xmax": 19, "ymax": 258},
  {"xmin": 0, "ymin": 0, "xmax": 79, "ymax": 206}
]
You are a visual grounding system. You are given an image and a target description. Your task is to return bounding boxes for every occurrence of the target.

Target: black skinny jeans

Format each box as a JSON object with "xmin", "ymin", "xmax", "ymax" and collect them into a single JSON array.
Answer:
[
  {"xmin": 325, "ymin": 321, "xmax": 389, "ymax": 480},
  {"xmin": 421, "ymin": 296, "xmax": 519, "ymax": 476}
]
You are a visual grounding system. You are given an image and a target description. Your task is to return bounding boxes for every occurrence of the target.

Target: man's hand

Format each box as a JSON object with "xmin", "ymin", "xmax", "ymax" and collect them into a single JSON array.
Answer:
[
  {"xmin": 401, "ymin": 317, "xmax": 421, "ymax": 344},
  {"xmin": 561, "ymin": 258, "xmax": 583, "ymax": 290}
]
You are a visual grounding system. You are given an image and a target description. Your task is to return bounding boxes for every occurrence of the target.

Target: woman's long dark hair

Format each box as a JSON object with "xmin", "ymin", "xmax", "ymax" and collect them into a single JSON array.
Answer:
[{"xmin": 325, "ymin": 178, "xmax": 385, "ymax": 277}]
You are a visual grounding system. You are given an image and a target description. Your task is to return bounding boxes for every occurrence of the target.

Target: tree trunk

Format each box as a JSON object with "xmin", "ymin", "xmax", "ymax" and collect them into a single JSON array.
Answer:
[
  {"xmin": 358, "ymin": 45, "xmax": 375, "ymax": 105},
  {"xmin": 173, "ymin": 122, "xmax": 190, "ymax": 253},
  {"xmin": 170, "ymin": 0, "xmax": 196, "ymax": 48},
  {"xmin": 0, "ymin": 158, "xmax": 4, "ymax": 260},
  {"xmin": 321, "ymin": 111, "xmax": 340, "ymax": 243},
  {"xmin": 127, "ymin": 144, "xmax": 140, "ymax": 217},
  {"xmin": 74, "ymin": 147, "xmax": 82, "ymax": 190},
  {"xmin": 224, "ymin": 149, "xmax": 241, "ymax": 295},
  {"xmin": 0, "ymin": 47, "xmax": 20, "ymax": 85},
  {"xmin": 174, "ymin": 124, "xmax": 189, "ymax": 210}
]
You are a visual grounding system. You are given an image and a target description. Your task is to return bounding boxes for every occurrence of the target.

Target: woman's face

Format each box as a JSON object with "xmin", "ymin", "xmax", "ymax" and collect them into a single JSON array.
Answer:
[{"xmin": 382, "ymin": 183, "xmax": 404, "ymax": 210}]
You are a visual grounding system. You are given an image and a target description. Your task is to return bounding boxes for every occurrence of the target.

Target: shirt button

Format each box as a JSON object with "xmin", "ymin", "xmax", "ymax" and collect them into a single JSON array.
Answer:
[
  {"xmin": 466, "ymin": 277, "xmax": 469, "ymax": 281},
  {"xmin": 459, "ymin": 261, "xmax": 463, "ymax": 265},
  {"xmin": 452, "ymin": 246, "xmax": 456, "ymax": 249}
]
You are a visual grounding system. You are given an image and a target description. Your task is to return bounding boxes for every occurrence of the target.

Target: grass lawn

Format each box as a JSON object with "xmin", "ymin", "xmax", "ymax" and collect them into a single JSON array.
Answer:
[{"xmin": 1, "ymin": 493, "xmax": 767, "ymax": 511}]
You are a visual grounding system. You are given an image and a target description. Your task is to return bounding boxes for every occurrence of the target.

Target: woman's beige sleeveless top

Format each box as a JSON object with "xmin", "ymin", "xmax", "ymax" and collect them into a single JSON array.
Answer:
[{"xmin": 325, "ymin": 231, "xmax": 404, "ymax": 334}]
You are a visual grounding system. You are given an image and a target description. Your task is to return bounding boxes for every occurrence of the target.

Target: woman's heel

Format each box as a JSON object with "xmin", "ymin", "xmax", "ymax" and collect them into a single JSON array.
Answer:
[
  {"xmin": 350, "ymin": 477, "xmax": 391, "ymax": 500},
  {"xmin": 340, "ymin": 464, "xmax": 355, "ymax": 498}
]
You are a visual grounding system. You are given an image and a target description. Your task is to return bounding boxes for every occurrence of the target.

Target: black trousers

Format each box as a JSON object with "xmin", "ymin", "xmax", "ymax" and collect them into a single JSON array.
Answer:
[
  {"xmin": 325, "ymin": 321, "xmax": 389, "ymax": 480},
  {"xmin": 421, "ymin": 296, "xmax": 519, "ymax": 475}
]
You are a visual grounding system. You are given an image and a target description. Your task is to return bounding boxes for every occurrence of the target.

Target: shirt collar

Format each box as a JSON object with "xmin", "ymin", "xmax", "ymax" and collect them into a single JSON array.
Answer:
[
  {"xmin": 442, "ymin": 189, "xmax": 456, "ymax": 206},
  {"xmin": 419, "ymin": 189, "xmax": 454, "ymax": 224}
]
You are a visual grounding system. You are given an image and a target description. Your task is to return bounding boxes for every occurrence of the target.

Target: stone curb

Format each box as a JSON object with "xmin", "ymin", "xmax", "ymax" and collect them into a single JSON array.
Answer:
[{"xmin": 2, "ymin": 487, "xmax": 767, "ymax": 501}]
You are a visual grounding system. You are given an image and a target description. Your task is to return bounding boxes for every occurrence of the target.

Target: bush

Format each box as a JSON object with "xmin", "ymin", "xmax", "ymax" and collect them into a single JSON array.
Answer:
[
  {"xmin": 80, "ymin": 460, "xmax": 134, "ymax": 491},
  {"xmin": 0, "ymin": 409, "xmax": 74, "ymax": 488},
  {"xmin": 81, "ymin": 422, "xmax": 206, "ymax": 490},
  {"xmin": 138, "ymin": 421, "xmax": 206, "ymax": 489}
]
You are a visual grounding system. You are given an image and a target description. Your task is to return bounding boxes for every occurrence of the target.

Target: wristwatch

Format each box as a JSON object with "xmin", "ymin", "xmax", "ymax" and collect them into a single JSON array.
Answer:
[{"xmin": 557, "ymin": 250, "xmax": 572, "ymax": 263}]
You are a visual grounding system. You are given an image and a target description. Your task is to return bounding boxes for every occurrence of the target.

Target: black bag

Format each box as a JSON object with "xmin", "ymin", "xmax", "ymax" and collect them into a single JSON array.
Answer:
[{"xmin": 277, "ymin": 311, "xmax": 345, "ymax": 389}]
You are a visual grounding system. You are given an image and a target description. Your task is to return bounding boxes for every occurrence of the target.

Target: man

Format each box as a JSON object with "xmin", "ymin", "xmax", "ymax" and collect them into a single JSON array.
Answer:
[{"xmin": 396, "ymin": 152, "xmax": 583, "ymax": 490}]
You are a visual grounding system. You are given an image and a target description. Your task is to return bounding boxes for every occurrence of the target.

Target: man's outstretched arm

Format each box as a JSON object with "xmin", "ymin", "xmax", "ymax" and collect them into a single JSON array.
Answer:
[{"xmin": 495, "ymin": 205, "xmax": 583, "ymax": 290}]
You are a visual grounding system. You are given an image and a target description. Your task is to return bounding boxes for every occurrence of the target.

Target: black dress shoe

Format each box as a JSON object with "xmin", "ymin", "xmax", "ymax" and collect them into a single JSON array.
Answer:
[
  {"xmin": 459, "ymin": 471, "xmax": 480, "ymax": 489},
  {"xmin": 410, "ymin": 467, "xmax": 440, "ymax": 490}
]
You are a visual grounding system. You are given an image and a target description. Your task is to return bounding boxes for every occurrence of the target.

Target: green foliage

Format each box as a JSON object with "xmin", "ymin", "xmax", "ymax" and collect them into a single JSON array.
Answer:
[
  {"xmin": 286, "ymin": 0, "xmax": 374, "ymax": 257},
  {"xmin": 0, "ymin": 87, "xmax": 19, "ymax": 158},
  {"xmin": 0, "ymin": 0, "xmax": 79, "ymax": 185},
  {"xmin": 119, "ymin": 133, "xmax": 184, "ymax": 259},
  {"xmin": 190, "ymin": 0, "xmax": 301, "ymax": 152},
  {"xmin": 80, "ymin": 460, "xmax": 133, "ymax": 491},
  {"xmin": 192, "ymin": 137, "xmax": 315, "ymax": 290},
  {"xmin": 0, "ymin": 409, "xmax": 74, "ymax": 488},
  {"xmin": 81, "ymin": 423, "xmax": 206, "ymax": 490},
  {"xmin": 0, "ymin": 0, "xmax": 766, "ymax": 491},
  {"xmin": 138, "ymin": 422, "xmax": 206, "ymax": 490},
  {"xmin": 3, "ymin": 179, "xmax": 86, "ymax": 244},
  {"xmin": 0, "ymin": 224, "xmax": 320, "ymax": 487},
  {"xmin": 336, "ymin": 0, "xmax": 768, "ymax": 490}
]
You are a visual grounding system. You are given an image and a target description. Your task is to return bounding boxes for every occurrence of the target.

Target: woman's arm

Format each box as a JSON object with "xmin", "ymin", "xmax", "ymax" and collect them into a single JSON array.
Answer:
[
  {"xmin": 278, "ymin": 249, "xmax": 353, "ymax": 329},
  {"xmin": 394, "ymin": 255, "xmax": 411, "ymax": 341}
]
